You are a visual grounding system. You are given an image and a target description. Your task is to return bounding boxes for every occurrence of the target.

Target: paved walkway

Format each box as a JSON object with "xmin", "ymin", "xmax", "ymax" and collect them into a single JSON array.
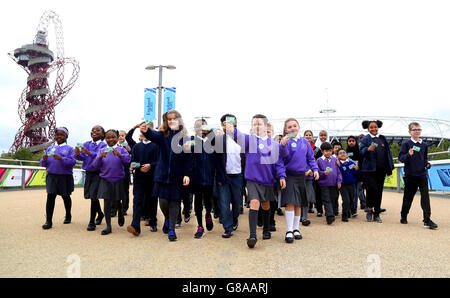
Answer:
[{"xmin": 0, "ymin": 188, "xmax": 448, "ymax": 278}]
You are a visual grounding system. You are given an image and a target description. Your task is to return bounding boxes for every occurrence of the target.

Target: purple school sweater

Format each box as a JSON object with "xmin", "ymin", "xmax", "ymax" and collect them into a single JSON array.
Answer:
[
  {"xmin": 234, "ymin": 128, "xmax": 286, "ymax": 186},
  {"xmin": 93, "ymin": 146, "xmax": 130, "ymax": 182},
  {"xmin": 280, "ymin": 137, "xmax": 319, "ymax": 176},
  {"xmin": 317, "ymin": 155, "xmax": 342, "ymax": 187},
  {"xmin": 40, "ymin": 144, "xmax": 76, "ymax": 175},
  {"xmin": 75, "ymin": 140, "xmax": 107, "ymax": 172}
]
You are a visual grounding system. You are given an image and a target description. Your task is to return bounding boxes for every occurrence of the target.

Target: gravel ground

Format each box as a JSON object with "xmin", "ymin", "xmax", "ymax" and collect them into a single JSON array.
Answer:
[{"xmin": 0, "ymin": 187, "xmax": 448, "ymax": 278}]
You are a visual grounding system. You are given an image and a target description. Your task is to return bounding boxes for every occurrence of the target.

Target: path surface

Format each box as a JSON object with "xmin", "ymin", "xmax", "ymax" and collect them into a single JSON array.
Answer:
[{"xmin": 0, "ymin": 188, "xmax": 448, "ymax": 278}]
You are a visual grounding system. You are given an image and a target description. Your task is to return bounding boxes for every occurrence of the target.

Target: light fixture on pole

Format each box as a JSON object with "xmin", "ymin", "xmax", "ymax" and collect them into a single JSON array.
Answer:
[
  {"xmin": 319, "ymin": 88, "xmax": 336, "ymax": 139},
  {"xmin": 145, "ymin": 65, "xmax": 176, "ymax": 128}
]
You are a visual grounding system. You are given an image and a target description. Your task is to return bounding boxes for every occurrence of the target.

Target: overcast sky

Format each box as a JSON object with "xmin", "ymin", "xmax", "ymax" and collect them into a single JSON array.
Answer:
[{"xmin": 1, "ymin": 0, "xmax": 450, "ymax": 152}]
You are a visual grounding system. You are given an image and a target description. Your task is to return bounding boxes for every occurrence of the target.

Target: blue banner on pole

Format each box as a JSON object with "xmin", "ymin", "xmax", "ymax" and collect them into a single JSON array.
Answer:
[
  {"xmin": 144, "ymin": 88, "xmax": 156, "ymax": 121},
  {"xmin": 163, "ymin": 87, "xmax": 176, "ymax": 113}
]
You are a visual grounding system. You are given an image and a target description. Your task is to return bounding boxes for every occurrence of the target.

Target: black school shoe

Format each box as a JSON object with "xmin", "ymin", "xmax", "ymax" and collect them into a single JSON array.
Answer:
[
  {"xmin": 262, "ymin": 231, "xmax": 271, "ymax": 240},
  {"xmin": 247, "ymin": 237, "xmax": 257, "ymax": 248},
  {"xmin": 285, "ymin": 231, "xmax": 294, "ymax": 243},
  {"xmin": 316, "ymin": 212, "xmax": 323, "ymax": 217},
  {"xmin": 400, "ymin": 218, "xmax": 408, "ymax": 224},
  {"xmin": 276, "ymin": 208, "xmax": 284, "ymax": 216},
  {"xmin": 302, "ymin": 219, "xmax": 311, "ymax": 226},
  {"xmin": 293, "ymin": 230, "xmax": 302, "ymax": 240},
  {"xmin": 342, "ymin": 216, "xmax": 349, "ymax": 222},
  {"xmin": 87, "ymin": 222, "xmax": 96, "ymax": 231},
  {"xmin": 42, "ymin": 222, "xmax": 52, "ymax": 230},
  {"xmin": 308, "ymin": 208, "xmax": 315, "ymax": 214},
  {"xmin": 64, "ymin": 216, "xmax": 71, "ymax": 224},
  {"xmin": 269, "ymin": 225, "xmax": 276, "ymax": 232},
  {"xmin": 222, "ymin": 230, "xmax": 233, "ymax": 238},
  {"xmin": 101, "ymin": 228, "xmax": 112, "ymax": 235},
  {"xmin": 424, "ymin": 220, "xmax": 438, "ymax": 229},
  {"xmin": 95, "ymin": 213, "xmax": 104, "ymax": 225},
  {"xmin": 118, "ymin": 214, "xmax": 125, "ymax": 227},
  {"xmin": 150, "ymin": 226, "xmax": 158, "ymax": 232},
  {"xmin": 326, "ymin": 216, "xmax": 335, "ymax": 225},
  {"xmin": 380, "ymin": 208, "xmax": 386, "ymax": 213}
]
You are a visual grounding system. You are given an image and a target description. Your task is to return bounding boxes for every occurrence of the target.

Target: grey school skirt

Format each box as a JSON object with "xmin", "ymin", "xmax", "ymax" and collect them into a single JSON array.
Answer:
[
  {"xmin": 247, "ymin": 182, "xmax": 276, "ymax": 202},
  {"xmin": 97, "ymin": 178, "xmax": 124, "ymax": 202},
  {"xmin": 281, "ymin": 174, "xmax": 307, "ymax": 207},
  {"xmin": 84, "ymin": 171, "xmax": 101, "ymax": 199},
  {"xmin": 46, "ymin": 173, "xmax": 74, "ymax": 196},
  {"xmin": 305, "ymin": 179, "xmax": 316, "ymax": 204}
]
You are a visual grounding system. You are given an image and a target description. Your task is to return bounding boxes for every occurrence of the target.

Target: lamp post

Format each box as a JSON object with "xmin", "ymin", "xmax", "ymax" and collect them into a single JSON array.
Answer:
[
  {"xmin": 319, "ymin": 88, "xmax": 336, "ymax": 140},
  {"xmin": 145, "ymin": 65, "xmax": 176, "ymax": 128}
]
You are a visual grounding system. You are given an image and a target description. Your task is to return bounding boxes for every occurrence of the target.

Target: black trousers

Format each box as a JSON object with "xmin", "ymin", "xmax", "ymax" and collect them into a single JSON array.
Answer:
[
  {"xmin": 401, "ymin": 175, "xmax": 431, "ymax": 221},
  {"xmin": 178, "ymin": 186, "xmax": 192, "ymax": 222},
  {"xmin": 320, "ymin": 186, "xmax": 338, "ymax": 218},
  {"xmin": 339, "ymin": 183, "xmax": 355, "ymax": 218},
  {"xmin": 363, "ymin": 169, "xmax": 386, "ymax": 217},
  {"xmin": 133, "ymin": 181, "xmax": 158, "ymax": 228},
  {"xmin": 193, "ymin": 184, "xmax": 213, "ymax": 227}
]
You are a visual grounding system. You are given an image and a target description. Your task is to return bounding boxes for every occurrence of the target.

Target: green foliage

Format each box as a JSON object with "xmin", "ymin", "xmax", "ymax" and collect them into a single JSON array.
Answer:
[
  {"xmin": 13, "ymin": 148, "xmax": 33, "ymax": 161},
  {"xmin": 390, "ymin": 143, "xmax": 400, "ymax": 162}
]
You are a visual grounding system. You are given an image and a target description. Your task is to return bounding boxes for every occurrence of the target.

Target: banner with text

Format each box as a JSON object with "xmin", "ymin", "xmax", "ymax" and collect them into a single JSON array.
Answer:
[
  {"xmin": 144, "ymin": 88, "xmax": 157, "ymax": 121},
  {"xmin": 0, "ymin": 168, "xmax": 85, "ymax": 188},
  {"xmin": 163, "ymin": 87, "xmax": 176, "ymax": 113}
]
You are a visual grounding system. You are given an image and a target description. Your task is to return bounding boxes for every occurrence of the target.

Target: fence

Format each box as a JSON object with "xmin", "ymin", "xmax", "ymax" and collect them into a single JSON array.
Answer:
[
  {"xmin": 385, "ymin": 159, "xmax": 450, "ymax": 192},
  {"xmin": 0, "ymin": 164, "xmax": 85, "ymax": 190}
]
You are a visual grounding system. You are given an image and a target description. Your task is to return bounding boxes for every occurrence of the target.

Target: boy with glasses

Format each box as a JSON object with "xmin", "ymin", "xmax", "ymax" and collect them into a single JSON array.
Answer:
[{"xmin": 398, "ymin": 122, "xmax": 437, "ymax": 229}]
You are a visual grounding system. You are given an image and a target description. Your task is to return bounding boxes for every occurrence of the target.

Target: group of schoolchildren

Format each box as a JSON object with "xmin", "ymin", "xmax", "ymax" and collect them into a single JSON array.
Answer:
[{"xmin": 40, "ymin": 112, "xmax": 438, "ymax": 248}]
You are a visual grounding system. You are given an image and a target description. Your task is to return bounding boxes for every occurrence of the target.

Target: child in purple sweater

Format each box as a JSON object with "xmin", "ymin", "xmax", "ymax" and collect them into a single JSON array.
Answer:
[
  {"xmin": 93, "ymin": 129, "xmax": 131, "ymax": 235},
  {"xmin": 74, "ymin": 125, "xmax": 107, "ymax": 231},
  {"xmin": 226, "ymin": 114, "xmax": 286, "ymax": 248},
  {"xmin": 40, "ymin": 127, "xmax": 76, "ymax": 230},
  {"xmin": 317, "ymin": 142, "xmax": 342, "ymax": 225}
]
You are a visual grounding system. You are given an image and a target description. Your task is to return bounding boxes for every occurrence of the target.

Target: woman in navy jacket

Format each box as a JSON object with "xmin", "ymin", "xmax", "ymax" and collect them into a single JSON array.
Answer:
[{"xmin": 359, "ymin": 120, "xmax": 394, "ymax": 223}]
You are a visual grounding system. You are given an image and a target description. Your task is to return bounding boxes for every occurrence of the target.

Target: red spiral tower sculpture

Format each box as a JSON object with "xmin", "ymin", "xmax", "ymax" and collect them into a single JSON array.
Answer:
[{"xmin": 8, "ymin": 11, "xmax": 79, "ymax": 153}]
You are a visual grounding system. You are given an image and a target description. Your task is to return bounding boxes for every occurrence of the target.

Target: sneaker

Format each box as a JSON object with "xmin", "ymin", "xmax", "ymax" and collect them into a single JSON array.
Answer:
[
  {"xmin": 233, "ymin": 219, "xmax": 239, "ymax": 231},
  {"xmin": 366, "ymin": 210, "xmax": 373, "ymax": 222},
  {"xmin": 317, "ymin": 212, "xmax": 323, "ymax": 217},
  {"xmin": 262, "ymin": 231, "xmax": 271, "ymax": 240},
  {"xmin": 205, "ymin": 215, "xmax": 214, "ymax": 231},
  {"xmin": 302, "ymin": 219, "xmax": 311, "ymax": 226},
  {"xmin": 374, "ymin": 216, "xmax": 383, "ymax": 223},
  {"xmin": 127, "ymin": 225, "xmax": 140, "ymax": 236},
  {"xmin": 222, "ymin": 230, "xmax": 233, "ymax": 238},
  {"xmin": 269, "ymin": 225, "xmax": 276, "ymax": 232},
  {"xmin": 424, "ymin": 220, "xmax": 438, "ymax": 229},
  {"xmin": 175, "ymin": 220, "xmax": 181, "ymax": 229},
  {"xmin": 150, "ymin": 225, "xmax": 158, "ymax": 232},
  {"xmin": 351, "ymin": 212, "xmax": 358, "ymax": 218},
  {"xmin": 285, "ymin": 231, "xmax": 294, "ymax": 243},
  {"xmin": 168, "ymin": 228, "xmax": 177, "ymax": 241},
  {"xmin": 247, "ymin": 237, "xmax": 257, "ymax": 248},
  {"xmin": 293, "ymin": 230, "xmax": 302, "ymax": 240},
  {"xmin": 400, "ymin": 218, "xmax": 408, "ymax": 224},
  {"xmin": 162, "ymin": 219, "xmax": 170, "ymax": 234},
  {"xmin": 277, "ymin": 208, "xmax": 284, "ymax": 216},
  {"xmin": 194, "ymin": 226, "xmax": 205, "ymax": 239},
  {"xmin": 184, "ymin": 215, "xmax": 191, "ymax": 223},
  {"xmin": 326, "ymin": 216, "xmax": 335, "ymax": 225}
]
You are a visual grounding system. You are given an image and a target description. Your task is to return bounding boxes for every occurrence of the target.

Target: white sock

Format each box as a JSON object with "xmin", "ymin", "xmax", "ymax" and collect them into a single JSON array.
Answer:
[
  {"xmin": 293, "ymin": 216, "xmax": 301, "ymax": 231},
  {"xmin": 285, "ymin": 210, "xmax": 295, "ymax": 232}
]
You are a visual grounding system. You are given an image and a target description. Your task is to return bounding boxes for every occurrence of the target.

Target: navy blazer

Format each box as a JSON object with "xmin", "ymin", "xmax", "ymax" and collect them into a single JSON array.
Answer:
[
  {"xmin": 189, "ymin": 135, "xmax": 217, "ymax": 186},
  {"xmin": 142, "ymin": 129, "xmax": 193, "ymax": 185},
  {"xmin": 215, "ymin": 134, "xmax": 246, "ymax": 185},
  {"xmin": 359, "ymin": 134, "xmax": 394, "ymax": 174}
]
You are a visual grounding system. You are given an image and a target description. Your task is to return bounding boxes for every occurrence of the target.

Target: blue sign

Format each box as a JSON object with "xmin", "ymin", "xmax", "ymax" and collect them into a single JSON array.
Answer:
[
  {"xmin": 427, "ymin": 164, "xmax": 450, "ymax": 191},
  {"xmin": 163, "ymin": 87, "xmax": 176, "ymax": 113},
  {"xmin": 144, "ymin": 88, "xmax": 156, "ymax": 121}
]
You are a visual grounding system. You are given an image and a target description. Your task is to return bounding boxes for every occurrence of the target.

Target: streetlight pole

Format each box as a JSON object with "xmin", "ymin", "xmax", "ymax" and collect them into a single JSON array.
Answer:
[{"xmin": 145, "ymin": 64, "xmax": 176, "ymax": 128}]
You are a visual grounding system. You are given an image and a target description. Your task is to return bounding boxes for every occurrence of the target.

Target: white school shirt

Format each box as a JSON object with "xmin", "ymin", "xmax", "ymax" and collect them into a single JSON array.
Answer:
[
  {"xmin": 225, "ymin": 135, "xmax": 242, "ymax": 174},
  {"xmin": 410, "ymin": 138, "xmax": 423, "ymax": 144}
]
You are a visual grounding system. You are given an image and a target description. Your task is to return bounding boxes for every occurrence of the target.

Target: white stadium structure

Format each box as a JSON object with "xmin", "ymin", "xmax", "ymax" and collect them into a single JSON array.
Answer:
[{"xmin": 201, "ymin": 116, "xmax": 450, "ymax": 146}]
